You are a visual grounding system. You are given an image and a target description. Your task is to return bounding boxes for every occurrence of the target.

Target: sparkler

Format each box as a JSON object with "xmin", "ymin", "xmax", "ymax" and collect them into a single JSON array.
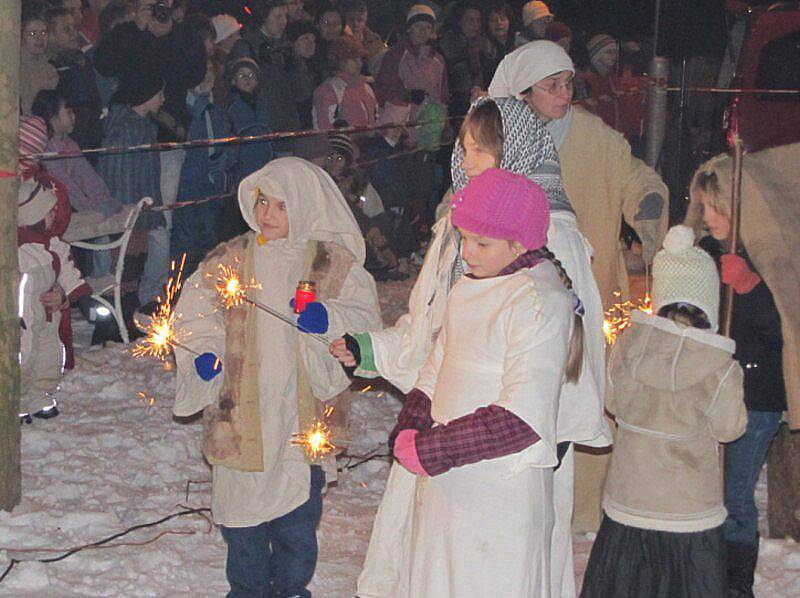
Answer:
[
  {"xmin": 292, "ymin": 405, "xmax": 337, "ymax": 461},
  {"xmin": 214, "ymin": 262, "xmax": 331, "ymax": 346},
  {"xmin": 133, "ymin": 254, "xmax": 202, "ymax": 360},
  {"xmin": 603, "ymin": 292, "xmax": 653, "ymax": 345}
]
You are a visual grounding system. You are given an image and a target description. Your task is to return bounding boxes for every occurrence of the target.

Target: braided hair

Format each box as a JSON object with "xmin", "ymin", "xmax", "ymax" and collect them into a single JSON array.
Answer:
[{"xmin": 528, "ymin": 246, "xmax": 584, "ymax": 383}]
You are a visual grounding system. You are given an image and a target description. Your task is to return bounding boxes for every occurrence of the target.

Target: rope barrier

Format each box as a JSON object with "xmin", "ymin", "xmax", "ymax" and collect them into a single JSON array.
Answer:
[
  {"xmin": 143, "ymin": 141, "xmax": 447, "ymax": 212},
  {"xmin": 22, "ymin": 117, "xmax": 459, "ymax": 163}
]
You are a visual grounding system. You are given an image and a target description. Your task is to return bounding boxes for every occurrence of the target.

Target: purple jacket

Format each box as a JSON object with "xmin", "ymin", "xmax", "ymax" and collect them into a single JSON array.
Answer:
[{"xmin": 45, "ymin": 136, "xmax": 121, "ymax": 217}]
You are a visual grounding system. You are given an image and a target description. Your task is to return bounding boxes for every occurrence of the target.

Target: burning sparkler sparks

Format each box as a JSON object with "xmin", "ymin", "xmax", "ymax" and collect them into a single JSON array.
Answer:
[
  {"xmin": 133, "ymin": 254, "xmax": 201, "ymax": 360},
  {"xmin": 292, "ymin": 420, "xmax": 336, "ymax": 461},
  {"xmin": 214, "ymin": 261, "xmax": 260, "ymax": 309},
  {"xmin": 603, "ymin": 292, "xmax": 653, "ymax": 345},
  {"xmin": 213, "ymin": 261, "xmax": 331, "ymax": 346},
  {"xmin": 291, "ymin": 406, "xmax": 336, "ymax": 460}
]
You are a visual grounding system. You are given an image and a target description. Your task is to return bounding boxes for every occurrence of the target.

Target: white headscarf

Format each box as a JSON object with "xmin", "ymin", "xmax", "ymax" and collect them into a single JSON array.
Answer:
[
  {"xmin": 238, "ymin": 157, "xmax": 366, "ymax": 263},
  {"xmin": 488, "ymin": 40, "xmax": 575, "ymax": 100}
]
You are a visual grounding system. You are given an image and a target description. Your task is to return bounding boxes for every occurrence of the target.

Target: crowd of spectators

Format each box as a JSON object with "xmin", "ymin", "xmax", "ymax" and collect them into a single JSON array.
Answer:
[{"xmin": 18, "ymin": 0, "xmax": 651, "ymax": 338}]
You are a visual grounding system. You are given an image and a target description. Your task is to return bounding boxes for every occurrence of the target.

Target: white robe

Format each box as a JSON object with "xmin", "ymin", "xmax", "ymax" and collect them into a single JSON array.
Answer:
[
  {"xmin": 391, "ymin": 263, "xmax": 572, "ymax": 597},
  {"xmin": 358, "ymin": 212, "xmax": 611, "ymax": 598},
  {"xmin": 173, "ymin": 157, "xmax": 382, "ymax": 527}
]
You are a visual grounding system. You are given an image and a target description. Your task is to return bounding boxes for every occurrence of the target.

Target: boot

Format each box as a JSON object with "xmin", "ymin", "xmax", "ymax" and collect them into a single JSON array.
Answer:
[{"xmin": 726, "ymin": 537, "xmax": 759, "ymax": 597}]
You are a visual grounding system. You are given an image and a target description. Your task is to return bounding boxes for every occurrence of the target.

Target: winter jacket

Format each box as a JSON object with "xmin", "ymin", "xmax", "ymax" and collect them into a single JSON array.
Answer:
[
  {"xmin": 701, "ymin": 238, "xmax": 787, "ymax": 412},
  {"xmin": 178, "ymin": 92, "xmax": 231, "ymax": 201},
  {"xmin": 685, "ymin": 143, "xmax": 800, "ymax": 428},
  {"xmin": 94, "ymin": 20, "xmax": 206, "ymax": 141},
  {"xmin": 50, "ymin": 49, "xmax": 103, "ymax": 150},
  {"xmin": 374, "ymin": 38, "xmax": 448, "ymax": 106},
  {"xmin": 231, "ymin": 29, "xmax": 299, "ymax": 152},
  {"xmin": 18, "ymin": 216, "xmax": 90, "ymax": 413},
  {"xmin": 226, "ymin": 90, "xmax": 273, "ymax": 184},
  {"xmin": 286, "ymin": 56, "xmax": 322, "ymax": 130},
  {"xmin": 604, "ymin": 311, "xmax": 747, "ymax": 532},
  {"xmin": 557, "ymin": 107, "xmax": 669, "ymax": 307},
  {"xmin": 437, "ymin": 30, "xmax": 487, "ymax": 116},
  {"xmin": 312, "ymin": 74, "xmax": 378, "ymax": 131},
  {"xmin": 358, "ymin": 135, "xmax": 411, "ymax": 210},
  {"xmin": 44, "ymin": 136, "xmax": 122, "ymax": 216},
  {"xmin": 96, "ymin": 104, "xmax": 165, "ymax": 230}
]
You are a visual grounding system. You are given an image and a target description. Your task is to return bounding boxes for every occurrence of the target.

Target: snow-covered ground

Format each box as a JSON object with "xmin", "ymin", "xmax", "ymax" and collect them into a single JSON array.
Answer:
[{"xmin": 1, "ymin": 275, "xmax": 798, "ymax": 597}]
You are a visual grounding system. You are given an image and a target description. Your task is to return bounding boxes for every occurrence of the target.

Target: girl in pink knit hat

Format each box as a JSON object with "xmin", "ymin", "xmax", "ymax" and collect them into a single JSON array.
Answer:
[{"xmin": 380, "ymin": 167, "xmax": 583, "ymax": 596}]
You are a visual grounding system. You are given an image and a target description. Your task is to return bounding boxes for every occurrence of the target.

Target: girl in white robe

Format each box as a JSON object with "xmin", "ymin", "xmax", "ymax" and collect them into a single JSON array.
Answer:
[{"xmin": 389, "ymin": 167, "xmax": 583, "ymax": 596}]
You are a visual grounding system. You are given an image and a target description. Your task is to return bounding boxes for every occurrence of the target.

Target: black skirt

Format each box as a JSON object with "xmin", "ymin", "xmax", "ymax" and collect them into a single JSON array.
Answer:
[{"xmin": 580, "ymin": 514, "xmax": 726, "ymax": 598}]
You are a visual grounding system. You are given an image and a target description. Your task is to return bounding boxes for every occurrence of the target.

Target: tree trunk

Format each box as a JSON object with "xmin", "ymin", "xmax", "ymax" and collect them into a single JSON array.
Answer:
[
  {"xmin": 0, "ymin": 0, "xmax": 22, "ymax": 512},
  {"xmin": 767, "ymin": 424, "xmax": 800, "ymax": 541}
]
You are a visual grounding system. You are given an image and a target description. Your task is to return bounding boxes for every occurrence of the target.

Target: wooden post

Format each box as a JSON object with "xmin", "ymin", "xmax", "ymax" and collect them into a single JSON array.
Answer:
[
  {"xmin": 0, "ymin": 0, "xmax": 22, "ymax": 512},
  {"xmin": 722, "ymin": 136, "xmax": 744, "ymax": 337}
]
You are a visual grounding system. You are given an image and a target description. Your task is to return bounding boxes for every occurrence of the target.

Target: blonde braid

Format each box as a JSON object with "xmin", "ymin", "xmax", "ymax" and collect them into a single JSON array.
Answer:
[{"xmin": 535, "ymin": 247, "xmax": 584, "ymax": 383}]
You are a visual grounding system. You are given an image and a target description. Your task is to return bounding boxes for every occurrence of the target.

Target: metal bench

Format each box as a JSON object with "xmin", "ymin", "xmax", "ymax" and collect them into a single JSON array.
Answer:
[{"xmin": 63, "ymin": 197, "xmax": 152, "ymax": 343}]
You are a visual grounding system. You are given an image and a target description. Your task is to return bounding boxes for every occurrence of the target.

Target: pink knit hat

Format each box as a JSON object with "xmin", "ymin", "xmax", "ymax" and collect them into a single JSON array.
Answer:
[{"xmin": 450, "ymin": 168, "xmax": 549, "ymax": 250}]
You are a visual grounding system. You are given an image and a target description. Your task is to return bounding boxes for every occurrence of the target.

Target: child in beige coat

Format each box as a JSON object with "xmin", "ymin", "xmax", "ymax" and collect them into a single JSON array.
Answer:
[{"xmin": 581, "ymin": 225, "xmax": 747, "ymax": 598}]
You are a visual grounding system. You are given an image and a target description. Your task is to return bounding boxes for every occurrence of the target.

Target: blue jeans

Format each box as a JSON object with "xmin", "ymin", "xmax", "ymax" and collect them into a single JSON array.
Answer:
[
  {"xmin": 723, "ymin": 410, "xmax": 782, "ymax": 545},
  {"xmin": 220, "ymin": 466, "xmax": 325, "ymax": 598},
  {"xmin": 138, "ymin": 227, "xmax": 170, "ymax": 305}
]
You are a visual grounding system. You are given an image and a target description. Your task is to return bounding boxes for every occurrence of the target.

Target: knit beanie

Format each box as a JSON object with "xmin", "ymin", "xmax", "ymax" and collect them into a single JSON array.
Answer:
[
  {"xmin": 115, "ymin": 71, "xmax": 165, "ymax": 107},
  {"xmin": 18, "ymin": 178, "xmax": 58, "ymax": 227},
  {"xmin": 225, "ymin": 56, "xmax": 260, "ymax": 84},
  {"xmin": 211, "ymin": 14, "xmax": 241, "ymax": 43},
  {"xmin": 327, "ymin": 132, "xmax": 355, "ymax": 163},
  {"xmin": 19, "ymin": 116, "xmax": 49, "ymax": 172},
  {"xmin": 285, "ymin": 20, "xmax": 318, "ymax": 43},
  {"xmin": 522, "ymin": 1, "xmax": 553, "ymax": 27},
  {"xmin": 587, "ymin": 34, "xmax": 617, "ymax": 63},
  {"xmin": 450, "ymin": 168, "xmax": 549, "ymax": 250},
  {"xmin": 406, "ymin": 4, "xmax": 436, "ymax": 28},
  {"xmin": 653, "ymin": 225, "xmax": 721, "ymax": 331}
]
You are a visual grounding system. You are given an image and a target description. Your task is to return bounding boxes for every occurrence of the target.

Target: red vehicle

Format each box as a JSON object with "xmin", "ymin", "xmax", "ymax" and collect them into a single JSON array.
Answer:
[{"xmin": 726, "ymin": 1, "xmax": 800, "ymax": 151}]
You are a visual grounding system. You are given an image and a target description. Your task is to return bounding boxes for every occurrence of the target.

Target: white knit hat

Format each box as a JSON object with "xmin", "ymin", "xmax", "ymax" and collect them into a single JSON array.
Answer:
[
  {"xmin": 18, "ymin": 178, "xmax": 57, "ymax": 227},
  {"xmin": 211, "ymin": 14, "xmax": 241, "ymax": 44},
  {"xmin": 653, "ymin": 225, "xmax": 721, "ymax": 331},
  {"xmin": 522, "ymin": 1, "xmax": 553, "ymax": 27}
]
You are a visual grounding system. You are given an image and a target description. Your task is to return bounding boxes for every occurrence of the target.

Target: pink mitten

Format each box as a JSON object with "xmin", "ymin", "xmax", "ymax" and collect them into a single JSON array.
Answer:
[{"xmin": 393, "ymin": 429, "xmax": 429, "ymax": 476}]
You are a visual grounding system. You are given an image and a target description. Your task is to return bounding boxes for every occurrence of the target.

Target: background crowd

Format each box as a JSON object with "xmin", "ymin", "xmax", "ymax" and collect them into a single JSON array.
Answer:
[{"xmin": 18, "ymin": 0, "xmax": 658, "ymax": 331}]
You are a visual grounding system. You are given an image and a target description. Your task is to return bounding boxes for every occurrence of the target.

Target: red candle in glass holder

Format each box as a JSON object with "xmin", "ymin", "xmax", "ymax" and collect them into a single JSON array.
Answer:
[{"xmin": 294, "ymin": 281, "xmax": 316, "ymax": 313}]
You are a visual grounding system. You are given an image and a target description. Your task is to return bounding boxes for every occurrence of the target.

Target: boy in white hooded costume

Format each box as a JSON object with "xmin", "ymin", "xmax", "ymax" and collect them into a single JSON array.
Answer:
[{"xmin": 173, "ymin": 158, "xmax": 381, "ymax": 597}]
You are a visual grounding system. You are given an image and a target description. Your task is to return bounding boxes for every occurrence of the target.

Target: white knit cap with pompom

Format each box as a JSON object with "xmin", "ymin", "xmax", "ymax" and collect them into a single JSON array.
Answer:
[{"xmin": 652, "ymin": 225, "xmax": 721, "ymax": 331}]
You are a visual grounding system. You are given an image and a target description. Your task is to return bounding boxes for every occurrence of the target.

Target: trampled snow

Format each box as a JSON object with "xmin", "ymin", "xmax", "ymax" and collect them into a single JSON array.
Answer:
[{"xmin": 1, "ymin": 275, "xmax": 797, "ymax": 596}]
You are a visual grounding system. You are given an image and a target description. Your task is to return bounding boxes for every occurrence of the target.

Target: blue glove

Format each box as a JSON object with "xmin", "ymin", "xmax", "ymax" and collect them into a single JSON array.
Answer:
[
  {"xmin": 297, "ymin": 302, "xmax": 328, "ymax": 334},
  {"xmin": 195, "ymin": 352, "xmax": 222, "ymax": 381}
]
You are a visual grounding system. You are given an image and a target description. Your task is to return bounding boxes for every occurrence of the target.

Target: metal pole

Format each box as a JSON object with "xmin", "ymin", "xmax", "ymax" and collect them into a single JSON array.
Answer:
[
  {"xmin": 722, "ymin": 136, "xmax": 744, "ymax": 337},
  {"xmin": 645, "ymin": 56, "xmax": 669, "ymax": 168}
]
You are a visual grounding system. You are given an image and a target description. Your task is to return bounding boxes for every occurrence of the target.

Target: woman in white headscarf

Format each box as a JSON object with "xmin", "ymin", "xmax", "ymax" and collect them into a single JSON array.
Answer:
[
  {"xmin": 173, "ymin": 157, "xmax": 381, "ymax": 597},
  {"xmin": 489, "ymin": 40, "xmax": 668, "ymax": 310},
  {"xmin": 490, "ymin": 40, "xmax": 669, "ymax": 537}
]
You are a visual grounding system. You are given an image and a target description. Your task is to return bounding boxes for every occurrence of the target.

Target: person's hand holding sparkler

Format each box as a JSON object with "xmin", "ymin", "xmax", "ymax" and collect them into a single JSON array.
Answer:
[{"xmin": 195, "ymin": 352, "xmax": 223, "ymax": 381}]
